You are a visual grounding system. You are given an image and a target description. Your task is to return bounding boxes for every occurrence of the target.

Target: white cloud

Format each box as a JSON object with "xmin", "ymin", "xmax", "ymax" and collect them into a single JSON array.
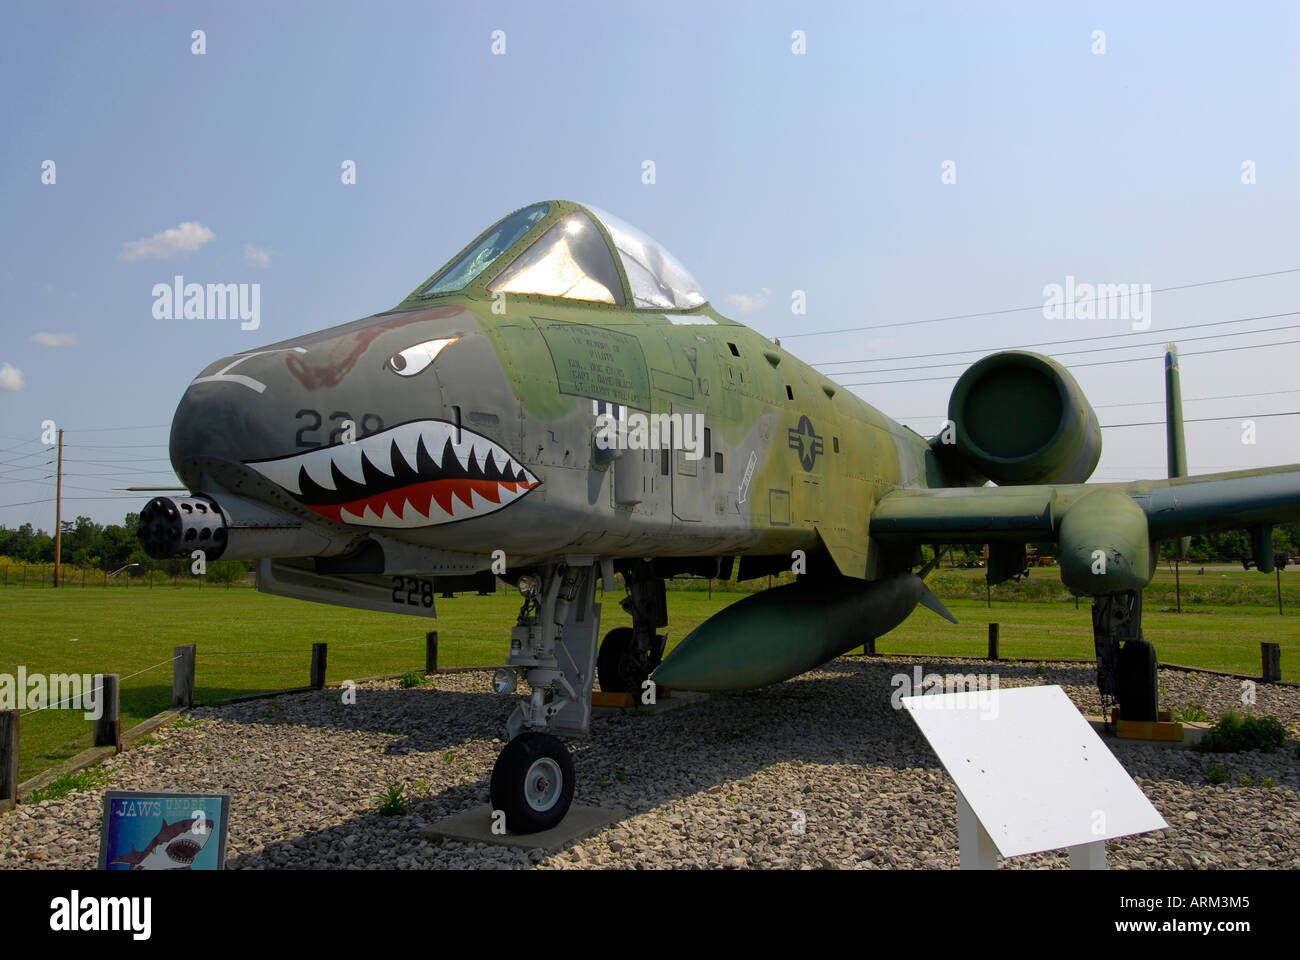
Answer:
[
  {"xmin": 30, "ymin": 332, "xmax": 79, "ymax": 347},
  {"xmin": 243, "ymin": 243, "xmax": 272, "ymax": 268},
  {"xmin": 725, "ymin": 287, "xmax": 771, "ymax": 314},
  {"xmin": 119, "ymin": 221, "xmax": 215, "ymax": 262},
  {"xmin": 0, "ymin": 363, "xmax": 25, "ymax": 391}
]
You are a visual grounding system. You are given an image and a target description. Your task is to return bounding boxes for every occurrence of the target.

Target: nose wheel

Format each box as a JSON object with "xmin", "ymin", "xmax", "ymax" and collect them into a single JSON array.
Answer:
[{"xmin": 490, "ymin": 732, "xmax": 575, "ymax": 834}]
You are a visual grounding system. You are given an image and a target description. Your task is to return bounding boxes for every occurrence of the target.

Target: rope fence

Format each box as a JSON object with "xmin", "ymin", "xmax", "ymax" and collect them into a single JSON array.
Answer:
[{"xmin": 0, "ymin": 630, "xmax": 478, "ymax": 803}]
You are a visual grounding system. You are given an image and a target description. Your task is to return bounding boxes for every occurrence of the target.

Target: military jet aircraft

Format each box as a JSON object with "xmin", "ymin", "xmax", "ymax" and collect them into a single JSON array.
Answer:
[{"xmin": 137, "ymin": 200, "xmax": 1300, "ymax": 831}]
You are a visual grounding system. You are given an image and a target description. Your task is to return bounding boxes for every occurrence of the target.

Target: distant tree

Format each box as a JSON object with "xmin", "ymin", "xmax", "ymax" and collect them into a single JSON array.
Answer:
[
  {"xmin": 26, "ymin": 532, "xmax": 54, "ymax": 563},
  {"xmin": 98, "ymin": 521, "xmax": 145, "ymax": 572}
]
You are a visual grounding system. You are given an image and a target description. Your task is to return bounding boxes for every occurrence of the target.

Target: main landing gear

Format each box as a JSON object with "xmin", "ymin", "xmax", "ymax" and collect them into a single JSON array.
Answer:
[
  {"xmin": 1091, "ymin": 589, "xmax": 1158, "ymax": 723},
  {"xmin": 597, "ymin": 560, "xmax": 668, "ymax": 693}
]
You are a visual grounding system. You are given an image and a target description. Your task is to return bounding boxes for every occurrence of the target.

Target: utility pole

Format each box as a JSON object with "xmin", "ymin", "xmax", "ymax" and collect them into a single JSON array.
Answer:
[{"xmin": 53, "ymin": 428, "xmax": 63, "ymax": 587}]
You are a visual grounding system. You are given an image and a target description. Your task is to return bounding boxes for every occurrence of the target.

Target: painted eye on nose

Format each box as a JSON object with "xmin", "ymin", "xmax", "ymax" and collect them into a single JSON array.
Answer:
[{"xmin": 386, "ymin": 337, "xmax": 459, "ymax": 377}]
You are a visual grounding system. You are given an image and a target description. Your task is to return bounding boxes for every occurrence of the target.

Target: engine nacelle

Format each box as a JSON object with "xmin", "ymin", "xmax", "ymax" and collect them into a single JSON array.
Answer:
[{"xmin": 947, "ymin": 351, "xmax": 1101, "ymax": 485}]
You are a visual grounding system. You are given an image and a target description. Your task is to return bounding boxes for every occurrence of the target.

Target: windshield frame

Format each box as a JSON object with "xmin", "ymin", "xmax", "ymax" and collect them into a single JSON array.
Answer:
[
  {"xmin": 416, "ymin": 202, "xmax": 551, "ymax": 297},
  {"xmin": 396, "ymin": 200, "xmax": 711, "ymax": 314}
]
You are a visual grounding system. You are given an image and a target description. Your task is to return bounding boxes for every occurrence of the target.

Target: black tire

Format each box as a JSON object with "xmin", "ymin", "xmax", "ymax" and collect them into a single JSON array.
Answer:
[
  {"xmin": 489, "ymin": 732, "xmax": 574, "ymax": 834},
  {"xmin": 1117, "ymin": 637, "xmax": 1158, "ymax": 722},
  {"xmin": 597, "ymin": 626, "xmax": 641, "ymax": 693}
]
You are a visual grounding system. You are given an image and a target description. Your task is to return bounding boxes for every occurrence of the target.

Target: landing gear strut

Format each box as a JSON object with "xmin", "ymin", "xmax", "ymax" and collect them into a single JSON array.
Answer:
[
  {"xmin": 1091, "ymin": 589, "xmax": 1158, "ymax": 723},
  {"xmin": 488, "ymin": 558, "xmax": 603, "ymax": 833},
  {"xmin": 598, "ymin": 560, "xmax": 667, "ymax": 693}
]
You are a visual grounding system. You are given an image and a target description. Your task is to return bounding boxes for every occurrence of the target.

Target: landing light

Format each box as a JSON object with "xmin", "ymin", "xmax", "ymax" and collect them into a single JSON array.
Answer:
[
  {"xmin": 493, "ymin": 668, "xmax": 518, "ymax": 695},
  {"xmin": 517, "ymin": 574, "xmax": 541, "ymax": 599}
]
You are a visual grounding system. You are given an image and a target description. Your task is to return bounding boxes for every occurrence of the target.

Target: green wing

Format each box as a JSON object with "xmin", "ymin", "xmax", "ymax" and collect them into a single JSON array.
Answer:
[
  {"xmin": 871, "ymin": 463, "xmax": 1300, "ymax": 593},
  {"xmin": 871, "ymin": 463, "xmax": 1300, "ymax": 544}
]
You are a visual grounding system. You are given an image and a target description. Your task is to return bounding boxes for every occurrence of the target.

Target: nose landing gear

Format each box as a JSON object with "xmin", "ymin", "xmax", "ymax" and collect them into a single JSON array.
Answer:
[
  {"xmin": 488, "ymin": 558, "xmax": 602, "ymax": 833},
  {"xmin": 489, "ymin": 731, "xmax": 575, "ymax": 833}
]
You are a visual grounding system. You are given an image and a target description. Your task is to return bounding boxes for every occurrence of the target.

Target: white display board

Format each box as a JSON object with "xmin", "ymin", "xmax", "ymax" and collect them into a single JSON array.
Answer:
[{"xmin": 902, "ymin": 684, "xmax": 1167, "ymax": 860}]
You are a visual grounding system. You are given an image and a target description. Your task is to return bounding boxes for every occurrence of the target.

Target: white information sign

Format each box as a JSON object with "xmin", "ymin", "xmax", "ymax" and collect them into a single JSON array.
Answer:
[{"xmin": 902, "ymin": 684, "xmax": 1168, "ymax": 866}]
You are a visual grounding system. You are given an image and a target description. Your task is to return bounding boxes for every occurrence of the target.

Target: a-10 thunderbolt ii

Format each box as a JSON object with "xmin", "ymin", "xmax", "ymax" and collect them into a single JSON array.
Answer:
[{"xmin": 137, "ymin": 200, "xmax": 1300, "ymax": 831}]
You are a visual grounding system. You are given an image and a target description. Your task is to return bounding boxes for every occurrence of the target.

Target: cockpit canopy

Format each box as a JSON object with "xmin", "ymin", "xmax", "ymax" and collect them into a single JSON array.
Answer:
[{"xmin": 415, "ymin": 201, "xmax": 707, "ymax": 310}]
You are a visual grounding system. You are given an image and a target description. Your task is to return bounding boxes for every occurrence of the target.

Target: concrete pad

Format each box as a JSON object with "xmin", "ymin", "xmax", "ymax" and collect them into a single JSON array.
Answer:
[
  {"xmin": 420, "ymin": 803, "xmax": 629, "ymax": 851},
  {"xmin": 593, "ymin": 690, "xmax": 708, "ymax": 718}
]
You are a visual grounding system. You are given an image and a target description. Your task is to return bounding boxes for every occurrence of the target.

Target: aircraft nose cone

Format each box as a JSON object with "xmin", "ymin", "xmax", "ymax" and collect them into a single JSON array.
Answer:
[{"xmin": 167, "ymin": 354, "xmax": 291, "ymax": 481}]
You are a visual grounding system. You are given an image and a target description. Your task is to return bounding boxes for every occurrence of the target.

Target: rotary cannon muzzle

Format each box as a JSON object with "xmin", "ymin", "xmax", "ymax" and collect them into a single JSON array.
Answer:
[{"xmin": 137, "ymin": 495, "xmax": 228, "ymax": 560}]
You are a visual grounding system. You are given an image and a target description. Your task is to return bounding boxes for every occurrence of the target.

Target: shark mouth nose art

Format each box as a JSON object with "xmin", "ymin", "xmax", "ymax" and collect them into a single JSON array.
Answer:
[{"xmin": 244, "ymin": 419, "xmax": 540, "ymax": 527}]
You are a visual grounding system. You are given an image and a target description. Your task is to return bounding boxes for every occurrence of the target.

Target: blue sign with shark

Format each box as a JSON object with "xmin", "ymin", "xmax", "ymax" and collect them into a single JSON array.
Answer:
[{"xmin": 99, "ymin": 791, "xmax": 231, "ymax": 870}]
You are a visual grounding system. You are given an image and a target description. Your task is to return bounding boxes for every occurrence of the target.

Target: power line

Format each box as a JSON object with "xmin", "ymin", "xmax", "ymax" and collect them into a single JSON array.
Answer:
[
  {"xmin": 0, "ymin": 496, "xmax": 140, "ymax": 509},
  {"xmin": 60, "ymin": 457, "xmax": 174, "ymax": 465},
  {"xmin": 62, "ymin": 472, "xmax": 177, "ymax": 480},
  {"xmin": 62, "ymin": 423, "xmax": 170, "ymax": 432},
  {"xmin": 840, "ymin": 336, "xmax": 1300, "ymax": 387},
  {"xmin": 810, "ymin": 309, "xmax": 1300, "ymax": 367},
  {"xmin": 1096, "ymin": 389, "xmax": 1300, "ymax": 409},
  {"xmin": 894, "ymin": 388, "xmax": 1300, "ymax": 421},
  {"xmin": 0, "ymin": 439, "xmax": 45, "ymax": 454},
  {"xmin": 830, "ymin": 319, "xmax": 1300, "ymax": 378},
  {"xmin": 899, "ymin": 410, "xmax": 1299, "ymax": 429},
  {"xmin": 0, "ymin": 463, "xmax": 52, "ymax": 477},
  {"xmin": 0, "ymin": 450, "xmax": 55, "ymax": 467},
  {"xmin": 775, "ymin": 266, "xmax": 1300, "ymax": 340},
  {"xmin": 1101, "ymin": 412, "xmax": 1299, "ymax": 428}
]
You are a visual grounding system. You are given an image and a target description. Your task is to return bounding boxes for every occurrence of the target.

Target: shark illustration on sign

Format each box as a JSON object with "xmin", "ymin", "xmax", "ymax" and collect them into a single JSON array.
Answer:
[{"xmin": 110, "ymin": 817, "xmax": 215, "ymax": 870}]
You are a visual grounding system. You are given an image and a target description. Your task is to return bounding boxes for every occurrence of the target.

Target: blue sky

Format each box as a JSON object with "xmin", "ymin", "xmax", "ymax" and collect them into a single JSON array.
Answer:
[{"xmin": 2, "ymin": 1, "xmax": 1299, "ymax": 529}]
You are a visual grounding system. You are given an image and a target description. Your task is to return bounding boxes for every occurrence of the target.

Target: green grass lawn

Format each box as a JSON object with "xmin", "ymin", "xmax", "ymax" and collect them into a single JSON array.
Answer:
[{"xmin": 1, "ymin": 566, "xmax": 1295, "ymax": 781}]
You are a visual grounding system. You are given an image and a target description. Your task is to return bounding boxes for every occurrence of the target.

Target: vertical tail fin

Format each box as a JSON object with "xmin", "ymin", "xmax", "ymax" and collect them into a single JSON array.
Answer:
[{"xmin": 1164, "ymin": 344, "xmax": 1190, "ymax": 559}]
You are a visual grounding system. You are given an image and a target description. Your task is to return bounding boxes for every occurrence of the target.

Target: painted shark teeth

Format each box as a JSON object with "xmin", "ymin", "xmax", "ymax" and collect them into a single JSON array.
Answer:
[{"xmin": 243, "ymin": 419, "xmax": 540, "ymax": 528}]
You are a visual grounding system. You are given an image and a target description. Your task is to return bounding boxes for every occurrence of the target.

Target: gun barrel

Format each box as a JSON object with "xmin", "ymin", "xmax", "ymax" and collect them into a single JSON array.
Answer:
[{"xmin": 137, "ymin": 495, "xmax": 228, "ymax": 560}]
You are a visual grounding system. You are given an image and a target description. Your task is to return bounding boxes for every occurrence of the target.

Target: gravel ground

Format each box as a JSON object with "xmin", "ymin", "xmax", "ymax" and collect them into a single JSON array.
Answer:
[{"xmin": 3, "ymin": 657, "xmax": 1298, "ymax": 869}]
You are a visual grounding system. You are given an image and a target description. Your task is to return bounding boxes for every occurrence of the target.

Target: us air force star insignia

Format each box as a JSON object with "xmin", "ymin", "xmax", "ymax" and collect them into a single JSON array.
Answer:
[{"xmin": 787, "ymin": 415, "xmax": 824, "ymax": 472}]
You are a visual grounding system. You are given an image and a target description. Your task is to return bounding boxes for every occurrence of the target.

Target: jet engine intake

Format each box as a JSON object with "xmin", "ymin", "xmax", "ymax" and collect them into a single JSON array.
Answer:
[{"xmin": 947, "ymin": 351, "xmax": 1101, "ymax": 485}]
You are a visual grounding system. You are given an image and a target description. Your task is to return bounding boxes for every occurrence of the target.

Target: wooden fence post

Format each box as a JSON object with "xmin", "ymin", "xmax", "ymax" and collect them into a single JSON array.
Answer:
[
  {"xmin": 0, "ymin": 710, "xmax": 18, "ymax": 804},
  {"xmin": 93, "ymin": 674, "xmax": 121, "ymax": 750},
  {"xmin": 173, "ymin": 644, "xmax": 196, "ymax": 707},
  {"xmin": 311, "ymin": 643, "xmax": 328, "ymax": 689},
  {"xmin": 426, "ymin": 631, "xmax": 439, "ymax": 673},
  {"xmin": 1261, "ymin": 643, "xmax": 1282, "ymax": 683},
  {"xmin": 987, "ymin": 622, "xmax": 1000, "ymax": 660}
]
